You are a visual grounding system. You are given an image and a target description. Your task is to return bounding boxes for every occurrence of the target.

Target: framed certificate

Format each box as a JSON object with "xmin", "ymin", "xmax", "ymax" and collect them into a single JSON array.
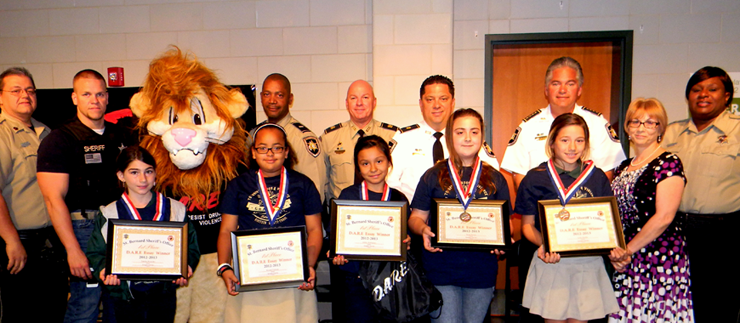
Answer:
[
  {"xmin": 330, "ymin": 200, "xmax": 408, "ymax": 261},
  {"xmin": 230, "ymin": 226, "xmax": 309, "ymax": 292},
  {"xmin": 538, "ymin": 196, "xmax": 626, "ymax": 257},
  {"xmin": 106, "ymin": 219, "xmax": 188, "ymax": 281},
  {"xmin": 430, "ymin": 198, "xmax": 511, "ymax": 251}
]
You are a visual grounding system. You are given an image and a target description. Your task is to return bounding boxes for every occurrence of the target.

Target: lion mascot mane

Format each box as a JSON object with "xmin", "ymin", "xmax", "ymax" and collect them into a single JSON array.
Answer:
[{"xmin": 130, "ymin": 47, "xmax": 248, "ymax": 323}]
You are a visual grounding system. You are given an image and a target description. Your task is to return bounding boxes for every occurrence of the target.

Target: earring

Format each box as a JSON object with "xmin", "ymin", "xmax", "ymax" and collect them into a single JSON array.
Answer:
[
  {"xmin": 657, "ymin": 135, "xmax": 662, "ymax": 143},
  {"xmin": 628, "ymin": 135, "xmax": 631, "ymax": 141}
]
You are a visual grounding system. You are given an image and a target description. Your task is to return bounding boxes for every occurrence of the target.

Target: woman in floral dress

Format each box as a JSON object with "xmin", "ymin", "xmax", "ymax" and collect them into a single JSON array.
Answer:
[{"xmin": 609, "ymin": 98, "xmax": 693, "ymax": 322}]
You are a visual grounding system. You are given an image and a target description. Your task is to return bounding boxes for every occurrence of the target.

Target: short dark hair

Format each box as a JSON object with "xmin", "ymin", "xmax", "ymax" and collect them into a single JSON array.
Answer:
[
  {"xmin": 263, "ymin": 73, "xmax": 292, "ymax": 94},
  {"xmin": 73, "ymin": 69, "xmax": 106, "ymax": 85},
  {"xmin": 0, "ymin": 67, "xmax": 36, "ymax": 90},
  {"xmin": 116, "ymin": 146, "xmax": 157, "ymax": 173},
  {"xmin": 685, "ymin": 66, "xmax": 734, "ymax": 107},
  {"xmin": 354, "ymin": 135, "xmax": 393, "ymax": 174},
  {"xmin": 420, "ymin": 75, "xmax": 454, "ymax": 98}
]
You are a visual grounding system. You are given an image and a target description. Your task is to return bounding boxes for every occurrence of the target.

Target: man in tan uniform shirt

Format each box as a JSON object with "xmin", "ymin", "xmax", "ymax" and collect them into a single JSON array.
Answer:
[
  {"xmin": 254, "ymin": 73, "xmax": 326, "ymax": 202},
  {"xmin": 320, "ymin": 80, "xmax": 398, "ymax": 201}
]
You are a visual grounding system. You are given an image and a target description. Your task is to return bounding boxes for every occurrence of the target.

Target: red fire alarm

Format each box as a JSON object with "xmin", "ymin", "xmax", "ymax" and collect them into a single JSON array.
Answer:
[{"xmin": 108, "ymin": 67, "xmax": 124, "ymax": 87}]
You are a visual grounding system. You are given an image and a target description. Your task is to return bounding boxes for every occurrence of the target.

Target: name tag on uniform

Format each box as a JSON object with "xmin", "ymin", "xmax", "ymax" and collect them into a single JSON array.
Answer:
[
  {"xmin": 85, "ymin": 153, "xmax": 102, "ymax": 164},
  {"xmin": 412, "ymin": 149, "xmax": 425, "ymax": 156}
]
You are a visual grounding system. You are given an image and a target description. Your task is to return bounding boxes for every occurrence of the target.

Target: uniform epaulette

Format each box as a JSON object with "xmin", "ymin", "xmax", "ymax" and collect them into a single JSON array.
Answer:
[
  {"xmin": 580, "ymin": 106, "xmax": 602, "ymax": 116},
  {"xmin": 380, "ymin": 122, "xmax": 399, "ymax": 132},
  {"xmin": 291, "ymin": 122, "xmax": 312, "ymax": 133},
  {"xmin": 400, "ymin": 124, "xmax": 420, "ymax": 133},
  {"xmin": 522, "ymin": 110, "xmax": 542, "ymax": 122},
  {"xmin": 323, "ymin": 123, "xmax": 342, "ymax": 134}
]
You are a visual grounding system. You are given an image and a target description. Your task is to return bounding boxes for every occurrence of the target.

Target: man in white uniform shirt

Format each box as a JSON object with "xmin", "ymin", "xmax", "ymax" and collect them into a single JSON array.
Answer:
[
  {"xmin": 501, "ymin": 57, "xmax": 625, "ymax": 188},
  {"xmin": 387, "ymin": 75, "xmax": 499, "ymax": 202}
]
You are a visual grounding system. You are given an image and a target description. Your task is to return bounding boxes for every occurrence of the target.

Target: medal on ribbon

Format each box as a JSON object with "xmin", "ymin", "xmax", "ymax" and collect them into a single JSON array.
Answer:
[
  {"xmin": 120, "ymin": 192, "xmax": 166, "ymax": 221},
  {"xmin": 360, "ymin": 181, "xmax": 390, "ymax": 201},
  {"xmin": 545, "ymin": 160, "xmax": 595, "ymax": 221},
  {"xmin": 448, "ymin": 157, "xmax": 482, "ymax": 222},
  {"xmin": 258, "ymin": 167, "xmax": 289, "ymax": 226}
]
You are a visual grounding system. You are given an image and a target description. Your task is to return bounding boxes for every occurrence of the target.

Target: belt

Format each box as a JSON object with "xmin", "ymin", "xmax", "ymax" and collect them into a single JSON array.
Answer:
[
  {"xmin": 16, "ymin": 226, "xmax": 56, "ymax": 241},
  {"xmin": 680, "ymin": 210, "xmax": 740, "ymax": 221},
  {"xmin": 70, "ymin": 209, "xmax": 99, "ymax": 221}
]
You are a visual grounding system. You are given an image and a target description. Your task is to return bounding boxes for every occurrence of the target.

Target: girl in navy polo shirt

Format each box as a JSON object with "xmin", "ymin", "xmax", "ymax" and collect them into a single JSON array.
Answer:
[
  {"xmin": 331, "ymin": 135, "xmax": 410, "ymax": 322},
  {"xmin": 217, "ymin": 123, "xmax": 322, "ymax": 323},
  {"xmin": 516, "ymin": 113, "xmax": 622, "ymax": 322},
  {"xmin": 87, "ymin": 146, "xmax": 200, "ymax": 323},
  {"xmin": 408, "ymin": 108, "xmax": 510, "ymax": 323}
]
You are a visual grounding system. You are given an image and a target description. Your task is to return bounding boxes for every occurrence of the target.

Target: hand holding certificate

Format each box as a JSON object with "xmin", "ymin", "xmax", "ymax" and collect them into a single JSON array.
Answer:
[{"xmin": 538, "ymin": 196, "xmax": 626, "ymax": 256}]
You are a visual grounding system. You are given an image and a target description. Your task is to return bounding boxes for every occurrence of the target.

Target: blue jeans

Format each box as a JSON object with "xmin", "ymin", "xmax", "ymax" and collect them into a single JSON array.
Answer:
[
  {"xmin": 64, "ymin": 218, "xmax": 102, "ymax": 323},
  {"xmin": 430, "ymin": 285, "xmax": 495, "ymax": 323}
]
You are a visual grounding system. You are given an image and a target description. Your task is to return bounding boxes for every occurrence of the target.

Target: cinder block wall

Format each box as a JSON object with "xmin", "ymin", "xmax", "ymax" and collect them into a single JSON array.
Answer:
[{"xmin": 1, "ymin": 0, "xmax": 739, "ymax": 134}]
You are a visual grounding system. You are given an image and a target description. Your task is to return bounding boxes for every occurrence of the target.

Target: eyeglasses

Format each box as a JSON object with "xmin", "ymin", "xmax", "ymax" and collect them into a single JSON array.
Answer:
[
  {"xmin": 1, "ymin": 88, "xmax": 36, "ymax": 96},
  {"xmin": 254, "ymin": 146, "xmax": 285, "ymax": 154},
  {"xmin": 627, "ymin": 120, "xmax": 660, "ymax": 129}
]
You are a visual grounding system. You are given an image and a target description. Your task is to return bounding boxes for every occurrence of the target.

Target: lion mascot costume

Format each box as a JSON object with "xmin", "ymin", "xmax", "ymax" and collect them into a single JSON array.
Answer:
[{"xmin": 130, "ymin": 47, "xmax": 248, "ymax": 323}]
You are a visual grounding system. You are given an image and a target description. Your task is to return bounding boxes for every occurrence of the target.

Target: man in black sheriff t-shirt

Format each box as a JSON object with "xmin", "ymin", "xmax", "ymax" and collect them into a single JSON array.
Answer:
[{"xmin": 37, "ymin": 69, "xmax": 131, "ymax": 323}]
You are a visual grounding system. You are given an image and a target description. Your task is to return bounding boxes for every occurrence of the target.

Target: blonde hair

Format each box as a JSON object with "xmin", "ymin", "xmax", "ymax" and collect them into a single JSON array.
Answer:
[{"xmin": 624, "ymin": 98, "xmax": 668, "ymax": 139}]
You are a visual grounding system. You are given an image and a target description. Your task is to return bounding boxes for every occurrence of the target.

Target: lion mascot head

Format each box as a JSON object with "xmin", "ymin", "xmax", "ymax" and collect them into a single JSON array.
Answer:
[{"xmin": 130, "ymin": 47, "xmax": 248, "ymax": 201}]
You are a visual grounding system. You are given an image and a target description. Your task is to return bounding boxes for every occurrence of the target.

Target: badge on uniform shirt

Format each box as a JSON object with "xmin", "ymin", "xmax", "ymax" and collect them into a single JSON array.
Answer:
[
  {"xmin": 304, "ymin": 136, "xmax": 320, "ymax": 158},
  {"xmin": 535, "ymin": 133, "xmax": 547, "ymax": 141},
  {"xmin": 412, "ymin": 148, "xmax": 424, "ymax": 156},
  {"xmin": 334, "ymin": 142, "xmax": 346, "ymax": 155},
  {"xmin": 85, "ymin": 153, "xmax": 103, "ymax": 164},
  {"xmin": 718, "ymin": 135, "xmax": 728, "ymax": 144},
  {"xmin": 508, "ymin": 127, "xmax": 521, "ymax": 146},
  {"xmin": 606, "ymin": 124, "xmax": 619, "ymax": 142}
]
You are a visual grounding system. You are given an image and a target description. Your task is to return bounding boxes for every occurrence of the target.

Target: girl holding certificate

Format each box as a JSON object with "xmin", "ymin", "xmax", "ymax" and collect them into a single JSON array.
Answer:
[
  {"xmin": 408, "ymin": 108, "xmax": 510, "ymax": 323},
  {"xmin": 86, "ymin": 146, "xmax": 200, "ymax": 323},
  {"xmin": 331, "ymin": 135, "xmax": 410, "ymax": 322},
  {"xmin": 217, "ymin": 123, "xmax": 323, "ymax": 323},
  {"xmin": 516, "ymin": 113, "xmax": 621, "ymax": 323}
]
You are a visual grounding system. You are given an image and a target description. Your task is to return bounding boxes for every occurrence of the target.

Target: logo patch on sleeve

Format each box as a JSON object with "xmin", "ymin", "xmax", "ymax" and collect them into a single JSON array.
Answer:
[
  {"xmin": 606, "ymin": 124, "xmax": 619, "ymax": 142},
  {"xmin": 508, "ymin": 127, "xmax": 522, "ymax": 146},
  {"xmin": 483, "ymin": 142, "xmax": 495, "ymax": 158},
  {"xmin": 388, "ymin": 139, "xmax": 397, "ymax": 153},
  {"xmin": 304, "ymin": 136, "xmax": 320, "ymax": 157}
]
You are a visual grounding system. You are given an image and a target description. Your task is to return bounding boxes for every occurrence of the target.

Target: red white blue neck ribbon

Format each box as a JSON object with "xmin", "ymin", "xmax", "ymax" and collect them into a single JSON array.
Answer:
[
  {"xmin": 258, "ymin": 167, "xmax": 289, "ymax": 227},
  {"xmin": 545, "ymin": 159, "xmax": 595, "ymax": 206},
  {"xmin": 121, "ymin": 192, "xmax": 165, "ymax": 221},
  {"xmin": 360, "ymin": 181, "xmax": 390, "ymax": 201},
  {"xmin": 448, "ymin": 157, "xmax": 482, "ymax": 210}
]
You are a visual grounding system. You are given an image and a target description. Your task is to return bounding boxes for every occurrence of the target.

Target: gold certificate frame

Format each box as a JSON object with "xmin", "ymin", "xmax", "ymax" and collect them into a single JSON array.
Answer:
[
  {"xmin": 230, "ymin": 226, "xmax": 309, "ymax": 292},
  {"xmin": 330, "ymin": 200, "xmax": 408, "ymax": 261},
  {"xmin": 538, "ymin": 196, "xmax": 626, "ymax": 257},
  {"xmin": 106, "ymin": 219, "xmax": 188, "ymax": 281},
  {"xmin": 430, "ymin": 198, "xmax": 511, "ymax": 251}
]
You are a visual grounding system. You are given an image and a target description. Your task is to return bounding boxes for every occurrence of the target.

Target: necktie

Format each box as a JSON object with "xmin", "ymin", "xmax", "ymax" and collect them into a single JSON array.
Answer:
[
  {"xmin": 433, "ymin": 132, "xmax": 444, "ymax": 164},
  {"xmin": 353, "ymin": 129, "xmax": 366, "ymax": 185}
]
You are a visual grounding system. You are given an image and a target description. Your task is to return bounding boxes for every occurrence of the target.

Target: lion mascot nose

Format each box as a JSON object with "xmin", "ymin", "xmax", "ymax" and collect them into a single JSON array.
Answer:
[{"xmin": 172, "ymin": 128, "xmax": 197, "ymax": 147}]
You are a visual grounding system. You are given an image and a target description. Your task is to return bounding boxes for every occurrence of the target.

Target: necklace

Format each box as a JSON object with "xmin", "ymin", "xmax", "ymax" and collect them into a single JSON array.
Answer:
[{"xmin": 630, "ymin": 144, "xmax": 661, "ymax": 167}]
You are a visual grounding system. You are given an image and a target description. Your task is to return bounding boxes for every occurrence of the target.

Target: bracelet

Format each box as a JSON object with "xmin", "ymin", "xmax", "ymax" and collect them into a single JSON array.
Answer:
[{"xmin": 216, "ymin": 263, "xmax": 233, "ymax": 277}]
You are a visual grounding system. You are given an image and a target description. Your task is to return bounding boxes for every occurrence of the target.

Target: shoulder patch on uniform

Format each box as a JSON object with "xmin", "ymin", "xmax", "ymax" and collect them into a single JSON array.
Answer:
[
  {"xmin": 606, "ymin": 123, "xmax": 619, "ymax": 142},
  {"xmin": 303, "ymin": 136, "xmax": 320, "ymax": 157},
  {"xmin": 388, "ymin": 139, "xmax": 397, "ymax": 153},
  {"xmin": 400, "ymin": 124, "xmax": 420, "ymax": 133},
  {"xmin": 522, "ymin": 110, "xmax": 542, "ymax": 122},
  {"xmin": 508, "ymin": 127, "xmax": 522, "ymax": 146},
  {"xmin": 291, "ymin": 122, "xmax": 311, "ymax": 133},
  {"xmin": 483, "ymin": 142, "xmax": 495, "ymax": 158},
  {"xmin": 323, "ymin": 123, "xmax": 342, "ymax": 134},
  {"xmin": 581, "ymin": 106, "xmax": 602, "ymax": 117},
  {"xmin": 380, "ymin": 122, "xmax": 399, "ymax": 132}
]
